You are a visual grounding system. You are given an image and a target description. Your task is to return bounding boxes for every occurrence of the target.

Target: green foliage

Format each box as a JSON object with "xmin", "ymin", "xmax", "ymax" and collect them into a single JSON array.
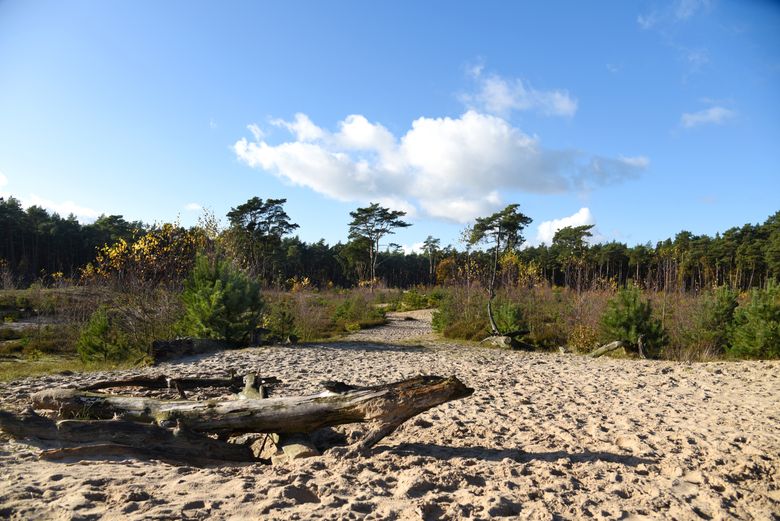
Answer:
[
  {"xmin": 601, "ymin": 287, "xmax": 668, "ymax": 356},
  {"xmin": 76, "ymin": 307, "xmax": 132, "ymax": 362},
  {"xmin": 729, "ymin": 283, "xmax": 780, "ymax": 359},
  {"xmin": 178, "ymin": 255, "xmax": 264, "ymax": 343},
  {"xmin": 493, "ymin": 300, "xmax": 526, "ymax": 334},
  {"xmin": 264, "ymin": 298, "xmax": 296, "ymax": 339},
  {"xmin": 333, "ymin": 293, "xmax": 385, "ymax": 330},
  {"xmin": 688, "ymin": 286, "xmax": 738, "ymax": 354},
  {"xmin": 224, "ymin": 197, "xmax": 299, "ymax": 281},
  {"xmin": 401, "ymin": 289, "xmax": 429, "ymax": 311},
  {"xmin": 432, "ymin": 290, "xmax": 490, "ymax": 341},
  {"xmin": 348, "ymin": 203, "xmax": 411, "ymax": 286}
]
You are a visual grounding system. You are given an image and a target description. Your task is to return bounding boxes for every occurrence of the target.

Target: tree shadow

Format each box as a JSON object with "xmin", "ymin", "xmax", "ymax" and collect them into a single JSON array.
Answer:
[
  {"xmin": 298, "ymin": 341, "xmax": 427, "ymax": 354},
  {"xmin": 377, "ymin": 443, "xmax": 657, "ymax": 467}
]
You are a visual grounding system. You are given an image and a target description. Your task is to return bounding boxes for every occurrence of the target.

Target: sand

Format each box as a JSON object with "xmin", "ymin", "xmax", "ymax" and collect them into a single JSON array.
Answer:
[{"xmin": 0, "ymin": 309, "xmax": 778, "ymax": 520}]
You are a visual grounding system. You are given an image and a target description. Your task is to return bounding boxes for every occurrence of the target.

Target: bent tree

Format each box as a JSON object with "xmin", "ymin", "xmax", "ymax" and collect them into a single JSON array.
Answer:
[
  {"xmin": 469, "ymin": 204, "xmax": 532, "ymax": 335},
  {"xmin": 226, "ymin": 197, "xmax": 299, "ymax": 283},
  {"xmin": 348, "ymin": 203, "xmax": 411, "ymax": 290}
]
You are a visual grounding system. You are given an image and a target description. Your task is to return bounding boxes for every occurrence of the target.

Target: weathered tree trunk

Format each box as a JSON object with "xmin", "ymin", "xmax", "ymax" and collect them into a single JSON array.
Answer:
[
  {"xmin": 0, "ymin": 408, "xmax": 256, "ymax": 462},
  {"xmin": 28, "ymin": 375, "xmax": 473, "ymax": 452},
  {"xmin": 589, "ymin": 340, "xmax": 628, "ymax": 358}
]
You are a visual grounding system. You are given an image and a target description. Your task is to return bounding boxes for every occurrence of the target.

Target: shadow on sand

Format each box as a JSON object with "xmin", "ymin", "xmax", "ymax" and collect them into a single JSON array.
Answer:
[
  {"xmin": 298, "ymin": 341, "xmax": 427, "ymax": 354},
  {"xmin": 377, "ymin": 443, "xmax": 657, "ymax": 467}
]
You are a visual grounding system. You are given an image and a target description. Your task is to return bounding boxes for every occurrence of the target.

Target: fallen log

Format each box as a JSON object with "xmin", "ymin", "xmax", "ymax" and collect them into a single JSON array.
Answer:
[
  {"xmin": 589, "ymin": 340, "xmax": 628, "ymax": 358},
  {"xmin": 0, "ymin": 408, "xmax": 257, "ymax": 462},
  {"xmin": 29, "ymin": 375, "xmax": 473, "ymax": 451}
]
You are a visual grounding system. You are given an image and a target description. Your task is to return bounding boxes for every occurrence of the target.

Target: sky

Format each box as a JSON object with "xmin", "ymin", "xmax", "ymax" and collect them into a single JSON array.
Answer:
[{"xmin": 0, "ymin": 0, "xmax": 778, "ymax": 252}]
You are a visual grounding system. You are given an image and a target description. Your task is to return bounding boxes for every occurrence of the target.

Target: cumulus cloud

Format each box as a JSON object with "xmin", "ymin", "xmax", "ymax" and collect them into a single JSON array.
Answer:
[
  {"xmin": 0, "ymin": 173, "xmax": 101, "ymax": 221},
  {"xmin": 27, "ymin": 194, "xmax": 100, "ymax": 220},
  {"xmin": 462, "ymin": 71, "xmax": 577, "ymax": 118},
  {"xmin": 681, "ymin": 106, "xmax": 735, "ymax": 128},
  {"xmin": 535, "ymin": 207, "xmax": 595, "ymax": 245},
  {"xmin": 401, "ymin": 242, "xmax": 426, "ymax": 255},
  {"xmin": 270, "ymin": 113, "xmax": 324, "ymax": 142},
  {"xmin": 184, "ymin": 202, "xmax": 203, "ymax": 212},
  {"xmin": 234, "ymin": 111, "xmax": 647, "ymax": 223}
]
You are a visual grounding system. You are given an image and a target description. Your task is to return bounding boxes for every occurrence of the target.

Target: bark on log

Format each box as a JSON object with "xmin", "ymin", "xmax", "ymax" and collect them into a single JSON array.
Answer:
[
  {"xmin": 589, "ymin": 340, "xmax": 628, "ymax": 358},
  {"xmin": 30, "ymin": 375, "xmax": 474, "ymax": 451},
  {"xmin": 0, "ymin": 408, "xmax": 256, "ymax": 462},
  {"xmin": 80, "ymin": 374, "xmax": 280, "ymax": 393}
]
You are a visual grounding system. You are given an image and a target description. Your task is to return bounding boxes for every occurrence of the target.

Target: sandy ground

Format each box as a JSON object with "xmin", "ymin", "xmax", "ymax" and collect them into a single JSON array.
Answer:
[{"xmin": 0, "ymin": 309, "xmax": 778, "ymax": 520}]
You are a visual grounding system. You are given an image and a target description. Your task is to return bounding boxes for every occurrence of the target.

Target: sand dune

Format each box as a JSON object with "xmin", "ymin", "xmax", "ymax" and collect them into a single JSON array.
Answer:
[{"xmin": 1, "ymin": 310, "xmax": 778, "ymax": 520}]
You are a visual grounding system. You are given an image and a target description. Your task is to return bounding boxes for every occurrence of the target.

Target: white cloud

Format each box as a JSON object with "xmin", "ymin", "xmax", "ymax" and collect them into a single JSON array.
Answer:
[
  {"xmin": 0, "ymin": 172, "xmax": 101, "ymax": 221},
  {"xmin": 235, "ymin": 111, "xmax": 647, "ymax": 224},
  {"xmin": 637, "ymin": 13, "xmax": 658, "ymax": 30},
  {"xmin": 638, "ymin": 0, "xmax": 711, "ymax": 29},
  {"xmin": 674, "ymin": 0, "xmax": 711, "ymax": 21},
  {"xmin": 247, "ymin": 123, "xmax": 264, "ymax": 141},
  {"xmin": 184, "ymin": 202, "xmax": 203, "ymax": 212},
  {"xmin": 681, "ymin": 106, "xmax": 735, "ymax": 128},
  {"xmin": 462, "ymin": 70, "xmax": 577, "ymax": 118},
  {"xmin": 535, "ymin": 207, "xmax": 595, "ymax": 245},
  {"xmin": 270, "ymin": 113, "xmax": 324, "ymax": 142},
  {"xmin": 27, "ymin": 194, "xmax": 100, "ymax": 220},
  {"xmin": 401, "ymin": 242, "xmax": 426, "ymax": 255}
]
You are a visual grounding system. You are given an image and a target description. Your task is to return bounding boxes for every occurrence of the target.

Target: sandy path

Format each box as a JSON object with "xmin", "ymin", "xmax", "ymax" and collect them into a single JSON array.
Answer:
[{"xmin": 0, "ymin": 310, "xmax": 778, "ymax": 520}]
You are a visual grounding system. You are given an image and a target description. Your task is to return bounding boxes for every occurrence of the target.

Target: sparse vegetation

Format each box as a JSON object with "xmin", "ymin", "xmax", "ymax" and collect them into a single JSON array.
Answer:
[
  {"xmin": 0, "ymin": 195, "xmax": 778, "ymax": 383},
  {"xmin": 178, "ymin": 254, "xmax": 264, "ymax": 344},
  {"xmin": 601, "ymin": 287, "xmax": 669, "ymax": 357}
]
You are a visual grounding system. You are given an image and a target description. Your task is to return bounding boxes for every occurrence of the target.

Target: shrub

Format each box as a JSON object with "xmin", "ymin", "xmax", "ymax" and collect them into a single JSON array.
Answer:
[
  {"xmin": 77, "ymin": 307, "xmax": 133, "ymax": 362},
  {"xmin": 568, "ymin": 324, "xmax": 600, "ymax": 353},
  {"xmin": 264, "ymin": 298, "xmax": 297, "ymax": 339},
  {"xmin": 427, "ymin": 287, "xmax": 447, "ymax": 307},
  {"xmin": 432, "ymin": 289, "xmax": 489, "ymax": 341},
  {"xmin": 729, "ymin": 283, "xmax": 780, "ymax": 359},
  {"xmin": 290, "ymin": 293, "xmax": 330, "ymax": 341},
  {"xmin": 333, "ymin": 293, "xmax": 385, "ymax": 331},
  {"xmin": 178, "ymin": 255, "xmax": 263, "ymax": 343},
  {"xmin": 512, "ymin": 286, "xmax": 569, "ymax": 348},
  {"xmin": 493, "ymin": 300, "xmax": 526, "ymax": 334},
  {"xmin": 601, "ymin": 287, "xmax": 668, "ymax": 357},
  {"xmin": 687, "ymin": 286, "xmax": 738, "ymax": 356},
  {"xmin": 401, "ymin": 289, "xmax": 429, "ymax": 311}
]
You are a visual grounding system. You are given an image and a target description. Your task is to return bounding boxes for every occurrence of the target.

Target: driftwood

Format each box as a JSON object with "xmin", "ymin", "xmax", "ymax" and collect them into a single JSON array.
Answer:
[
  {"xmin": 0, "ymin": 408, "xmax": 255, "ymax": 462},
  {"xmin": 589, "ymin": 340, "xmax": 628, "ymax": 358},
  {"xmin": 31, "ymin": 376, "xmax": 472, "ymax": 445},
  {"xmin": 589, "ymin": 335, "xmax": 647, "ymax": 359},
  {"xmin": 2, "ymin": 375, "xmax": 473, "ymax": 462}
]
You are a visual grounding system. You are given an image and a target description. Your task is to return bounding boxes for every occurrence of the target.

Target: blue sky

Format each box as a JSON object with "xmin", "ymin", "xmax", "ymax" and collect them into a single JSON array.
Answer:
[{"xmin": 0, "ymin": 0, "xmax": 778, "ymax": 251}]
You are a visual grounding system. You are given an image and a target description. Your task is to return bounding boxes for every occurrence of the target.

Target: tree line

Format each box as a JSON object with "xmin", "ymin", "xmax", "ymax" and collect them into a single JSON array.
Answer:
[{"xmin": 0, "ymin": 194, "xmax": 778, "ymax": 291}]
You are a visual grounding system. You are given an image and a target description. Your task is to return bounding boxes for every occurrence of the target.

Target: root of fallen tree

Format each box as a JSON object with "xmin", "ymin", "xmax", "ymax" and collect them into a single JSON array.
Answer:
[{"xmin": 0, "ymin": 374, "xmax": 473, "ymax": 464}]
